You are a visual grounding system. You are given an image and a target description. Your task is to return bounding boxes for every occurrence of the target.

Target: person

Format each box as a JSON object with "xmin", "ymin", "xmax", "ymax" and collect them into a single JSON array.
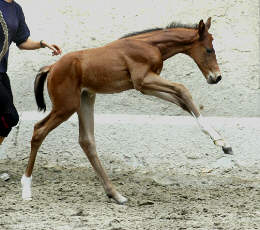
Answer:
[{"xmin": 0, "ymin": 0, "xmax": 62, "ymax": 180}]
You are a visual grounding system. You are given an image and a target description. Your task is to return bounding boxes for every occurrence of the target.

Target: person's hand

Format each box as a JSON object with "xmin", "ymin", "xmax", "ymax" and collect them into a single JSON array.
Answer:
[{"xmin": 41, "ymin": 41, "xmax": 62, "ymax": 56}]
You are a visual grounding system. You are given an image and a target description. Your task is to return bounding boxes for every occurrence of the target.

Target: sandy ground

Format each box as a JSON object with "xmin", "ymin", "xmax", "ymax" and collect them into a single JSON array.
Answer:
[
  {"xmin": 0, "ymin": 115, "xmax": 259, "ymax": 230},
  {"xmin": 0, "ymin": 160, "xmax": 259, "ymax": 230}
]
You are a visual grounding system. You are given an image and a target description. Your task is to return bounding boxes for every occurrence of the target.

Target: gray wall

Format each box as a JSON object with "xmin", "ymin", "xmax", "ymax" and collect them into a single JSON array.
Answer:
[{"xmin": 8, "ymin": 0, "xmax": 260, "ymax": 117}]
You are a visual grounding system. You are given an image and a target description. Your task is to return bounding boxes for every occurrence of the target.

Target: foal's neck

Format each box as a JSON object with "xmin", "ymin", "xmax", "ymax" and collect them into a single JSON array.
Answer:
[{"xmin": 146, "ymin": 28, "xmax": 199, "ymax": 61}]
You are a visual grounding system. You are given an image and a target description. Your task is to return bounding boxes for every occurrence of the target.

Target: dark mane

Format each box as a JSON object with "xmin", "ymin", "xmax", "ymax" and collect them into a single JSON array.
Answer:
[
  {"xmin": 120, "ymin": 22, "xmax": 199, "ymax": 39},
  {"xmin": 120, "ymin": 28, "xmax": 163, "ymax": 39},
  {"xmin": 166, "ymin": 22, "xmax": 199, "ymax": 30}
]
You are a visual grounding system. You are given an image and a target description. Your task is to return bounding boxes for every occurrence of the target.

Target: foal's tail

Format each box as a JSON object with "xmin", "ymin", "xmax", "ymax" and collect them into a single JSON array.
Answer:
[{"xmin": 34, "ymin": 65, "xmax": 52, "ymax": 112}]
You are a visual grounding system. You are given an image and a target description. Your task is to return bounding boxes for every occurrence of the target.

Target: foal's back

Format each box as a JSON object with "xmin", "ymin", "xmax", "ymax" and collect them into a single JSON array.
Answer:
[{"xmin": 48, "ymin": 38, "xmax": 162, "ymax": 95}]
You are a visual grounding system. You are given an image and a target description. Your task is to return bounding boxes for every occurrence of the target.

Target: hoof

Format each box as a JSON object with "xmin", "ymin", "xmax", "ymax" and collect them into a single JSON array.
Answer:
[
  {"xmin": 222, "ymin": 146, "xmax": 233, "ymax": 155},
  {"xmin": 116, "ymin": 194, "xmax": 128, "ymax": 205},
  {"xmin": 107, "ymin": 193, "xmax": 128, "ymax": 205}
]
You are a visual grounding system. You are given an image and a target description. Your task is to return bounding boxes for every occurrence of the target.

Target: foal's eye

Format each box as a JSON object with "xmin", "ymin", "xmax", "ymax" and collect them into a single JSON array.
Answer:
[{"xmin": 206, "ymin": 48, "xmax": 213, "ymax": 54}]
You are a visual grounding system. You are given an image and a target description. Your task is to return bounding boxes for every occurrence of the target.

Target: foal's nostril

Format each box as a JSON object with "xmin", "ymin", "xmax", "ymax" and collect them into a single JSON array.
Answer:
[{"xmin": 216, "ymin": 75, "xmax": 222, "ymax": 82}]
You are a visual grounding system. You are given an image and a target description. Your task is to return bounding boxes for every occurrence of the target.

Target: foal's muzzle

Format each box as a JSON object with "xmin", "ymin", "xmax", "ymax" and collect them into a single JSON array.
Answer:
[{"xmin": 207, "ymin": 74, "xmax": 222, "ymax": 84}]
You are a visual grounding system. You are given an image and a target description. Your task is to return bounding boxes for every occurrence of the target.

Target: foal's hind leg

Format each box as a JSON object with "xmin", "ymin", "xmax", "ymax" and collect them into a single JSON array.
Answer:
[
  {"xmin": 21, "ymin": 108, "xmax": 77, "ymax": 200},
  {"xmin": 140, "ymin": 72, "xmax": 233, "ymax": 154},
  {"xmin": 78, "ymin": 91, "xmax": 127, "ymax": 204}
]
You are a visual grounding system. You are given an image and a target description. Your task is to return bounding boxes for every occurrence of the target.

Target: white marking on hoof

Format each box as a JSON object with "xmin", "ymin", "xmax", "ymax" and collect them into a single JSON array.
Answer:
[
  {"xmin": 115, "ymin": 193, "xmax": 128, "ymax": 204},
  {"xmin": 214, "ymin": 139, "xmax": 225, "ymax": 147},
  {"xmin": 214, "ymin": 140, "xmax": 233, "ymax": 154},
  {"xmin": 21, "ymin": 174, "xmax": 32, "ymax": 201},
  {"xmin": 193, "ymin": 114, "xmax": 233, "ymax": 152},
  {"xmin": 109, "ymin": 192, "xmax": 128, "ymax": 204}
]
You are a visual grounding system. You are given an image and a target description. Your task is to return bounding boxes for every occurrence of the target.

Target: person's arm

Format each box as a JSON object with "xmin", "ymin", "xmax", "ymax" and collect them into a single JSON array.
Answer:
[{"xmin": 18, "ymin": 38, "xmax": 62, "ymax": 56}]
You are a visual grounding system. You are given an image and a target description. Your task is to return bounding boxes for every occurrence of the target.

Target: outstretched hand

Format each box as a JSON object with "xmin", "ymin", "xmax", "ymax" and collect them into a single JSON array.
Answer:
[{"xmin": 42, "ymin": 41, "xmax": 62, "ymax": 56}]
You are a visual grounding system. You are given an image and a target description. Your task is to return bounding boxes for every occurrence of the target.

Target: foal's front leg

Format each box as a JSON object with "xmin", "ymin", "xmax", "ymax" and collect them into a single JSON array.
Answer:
[
  {"xmin": 78, "ymin": 91, "xmax": 127, "ymax": 204},
  {"xmin": 192, "ymin": 113, "xmax": 233, "ymax": 154},
  {"xmin": 141, "ymin": 72, "xmax": 233, "ymax": 154}
]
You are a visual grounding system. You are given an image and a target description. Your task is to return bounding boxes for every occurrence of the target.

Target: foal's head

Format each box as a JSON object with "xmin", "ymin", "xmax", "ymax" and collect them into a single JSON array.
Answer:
[{"xmin": 187, "ymin": 17, "xmax": 221, "ymax": 84}]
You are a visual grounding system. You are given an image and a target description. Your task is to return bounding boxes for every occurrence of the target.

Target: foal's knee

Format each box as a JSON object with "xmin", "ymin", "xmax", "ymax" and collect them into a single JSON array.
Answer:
[{"xmin": 79, "ymin": 137, "xmax": 96, "ymax": 153}]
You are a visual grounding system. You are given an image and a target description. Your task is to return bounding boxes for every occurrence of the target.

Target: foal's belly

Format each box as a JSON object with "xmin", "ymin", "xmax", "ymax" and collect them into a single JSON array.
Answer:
[
  {"xmin": 81, "ymin": 71, "xmax": 134, "ymax": 94},
  {"xmin": 79, "ymin": 48, "xmax": 134, "ymax": 94}
]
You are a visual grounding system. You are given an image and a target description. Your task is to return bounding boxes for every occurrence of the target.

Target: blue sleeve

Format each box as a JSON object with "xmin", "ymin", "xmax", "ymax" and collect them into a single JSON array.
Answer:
[{"xmin": 13, "ymin": 5, "xmax": 30, "ymax": 46}]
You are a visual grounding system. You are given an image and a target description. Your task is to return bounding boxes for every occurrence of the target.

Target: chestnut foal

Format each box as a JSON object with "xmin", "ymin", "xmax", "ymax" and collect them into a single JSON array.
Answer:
[{"xmin": 21, "ymin": 17, "xmax": 233, "ymax": 204}]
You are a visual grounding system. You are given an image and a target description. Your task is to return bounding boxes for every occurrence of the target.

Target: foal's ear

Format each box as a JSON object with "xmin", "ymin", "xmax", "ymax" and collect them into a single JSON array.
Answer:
[
  {"xmin": 205, "ymin": 17, "xmax": 211, "ymax": 30},
  {"xmin": 198, "ymin": 19, "xmax": 205, "ymax": 39}
]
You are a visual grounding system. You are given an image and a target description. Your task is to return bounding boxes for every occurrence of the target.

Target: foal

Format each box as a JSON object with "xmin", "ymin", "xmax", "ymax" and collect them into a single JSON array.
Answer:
[{"xmin": 21, "ymin": 17, "xmax": 233, "ymax": 204}]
